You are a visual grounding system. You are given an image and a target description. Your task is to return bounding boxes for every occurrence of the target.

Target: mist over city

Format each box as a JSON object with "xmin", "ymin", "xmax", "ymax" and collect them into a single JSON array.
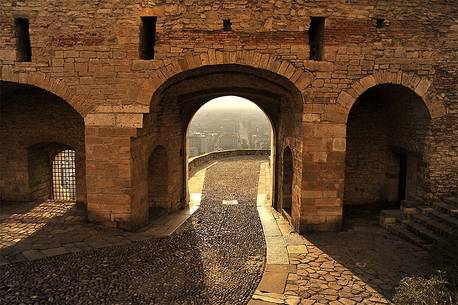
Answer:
[{"xmin": 187, "ymin": 96, "xmax": 272, "ymax": 158}]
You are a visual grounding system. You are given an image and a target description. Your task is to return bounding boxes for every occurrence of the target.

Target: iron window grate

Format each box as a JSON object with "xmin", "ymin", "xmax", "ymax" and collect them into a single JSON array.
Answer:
[{"xmin": 52, "ymin": 149, "xmax": 76, "ymax": 201}]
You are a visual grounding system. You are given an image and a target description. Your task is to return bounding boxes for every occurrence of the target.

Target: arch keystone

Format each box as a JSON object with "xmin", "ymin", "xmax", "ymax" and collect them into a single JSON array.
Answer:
[{"xmin": 215, "ymin": 51, "xmax": 224, "ymax": 65}]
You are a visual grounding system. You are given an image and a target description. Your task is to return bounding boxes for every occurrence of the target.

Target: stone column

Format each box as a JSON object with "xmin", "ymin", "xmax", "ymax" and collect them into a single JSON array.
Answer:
[
  {"xmin": 299, "ymin": 121, "xmax": 345, "ymax": 232},
  {"xmin": 84, "ymin": 112, "xmax": 143, "ymax": 230}
]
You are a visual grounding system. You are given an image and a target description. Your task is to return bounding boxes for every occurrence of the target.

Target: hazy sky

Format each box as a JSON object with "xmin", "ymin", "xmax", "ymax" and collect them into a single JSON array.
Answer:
[{"xmin": 199, "ymin": 96, "xmax": 261, "ymax": 110}]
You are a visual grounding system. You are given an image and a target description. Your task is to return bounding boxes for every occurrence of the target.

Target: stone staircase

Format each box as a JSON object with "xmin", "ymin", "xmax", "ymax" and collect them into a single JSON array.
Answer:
[{"xmin": 380, "ymin": 195, "xmax": 458, "ymax": 257}]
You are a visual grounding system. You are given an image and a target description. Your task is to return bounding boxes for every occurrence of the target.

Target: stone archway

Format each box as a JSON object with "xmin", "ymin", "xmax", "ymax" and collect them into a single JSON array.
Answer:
[
  {"xmin": 335, "ymin": 71, "xmax": 446, "ymax": 120},
  {"xmin": 0, "ymin": 68, "xmax": 92, "ymax": 116},
  {"xmin": 135, "ymin": 51, "xmax": 314, "ymax": 108},
  {"xmin": 130, "ymin": 62, "xmax": 306, "ymax": 229},
  {"xmin": 344, "ymin": 84, "xmax": 432, "ymax": 210},
  {"xmin": 0, "ymin": 81, "xmax": 86, "ymax": 205}
]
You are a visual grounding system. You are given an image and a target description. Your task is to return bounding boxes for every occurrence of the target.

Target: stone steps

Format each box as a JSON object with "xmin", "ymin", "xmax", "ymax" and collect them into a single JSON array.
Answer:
[
  {"xmin": 402, "ymin": 219, "xmax": 445, "ymax": 244},
  {"xmin": 381, "ymin": 196, "xmax": 458, "ymax": 257},
  {"xmin": 410, "ymin": 213, "xmax": 456, "ymax": 238},
  {"xmin": 386, "ymin": 223, "xmax": 430, "ymax": 250},
  {"xmin": 432, "ymin": 201, "xmax": 458, "ymax": 218},
  {"xmin": 422, "ymin": 208, "xmax": 458, "ymax": 230},
  {"xmin": 443, "ymin": 196, "xmax": 458, "ymax": 207}
]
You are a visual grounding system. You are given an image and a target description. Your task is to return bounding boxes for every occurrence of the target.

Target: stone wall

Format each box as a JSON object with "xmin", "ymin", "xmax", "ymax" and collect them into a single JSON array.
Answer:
[
  {"xmin": 0, "ymin": 85, "xmax": 85, "ymax": 203},
  {"xmin": 0, "ymin": 0, "xmax": 456, "ymax": 231}
]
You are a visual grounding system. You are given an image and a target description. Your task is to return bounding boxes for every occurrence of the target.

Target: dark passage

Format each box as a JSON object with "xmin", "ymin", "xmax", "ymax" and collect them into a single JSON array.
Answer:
[
  {"xmin": 398, "ymin": 154, "xmax": 407, "ymax": 202},
  {"xmin": 0, "ymin": 157, "xmax": 266, "ymax": 305}
]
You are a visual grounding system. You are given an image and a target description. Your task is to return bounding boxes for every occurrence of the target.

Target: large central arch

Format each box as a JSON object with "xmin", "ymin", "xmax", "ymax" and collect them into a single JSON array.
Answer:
[{"xmin": 130, "ymin": 64, "xmax": 305, "ymax": 229}]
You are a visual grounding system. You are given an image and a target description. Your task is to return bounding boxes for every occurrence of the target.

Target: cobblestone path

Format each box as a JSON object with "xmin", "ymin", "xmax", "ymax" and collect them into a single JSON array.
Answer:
[{"xmin": 0, "ymin": 157, "xmax": 266, "ymax": 305}]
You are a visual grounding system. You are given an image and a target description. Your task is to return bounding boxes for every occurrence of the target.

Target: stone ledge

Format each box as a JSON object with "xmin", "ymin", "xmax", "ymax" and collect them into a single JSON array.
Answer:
[{"xmin": 188, "ymin": 149, "xmax": 270, "ymax": 175}]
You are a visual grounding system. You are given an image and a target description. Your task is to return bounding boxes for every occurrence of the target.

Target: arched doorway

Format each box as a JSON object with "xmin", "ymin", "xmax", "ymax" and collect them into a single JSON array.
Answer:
[
  {"xmin": 148, "ymin": 146, "xmax": 169, "ymax": 216},
  {"xmin": 186, "ymin": 96, "xmax": 274, "ymax": 206},
  {"xmin": 282, "ymin": 146, "xmax": 293, "ymax": 216},
  {"xmin": 131, "ymin": 64, "xmax": 304, "ymax": 229},
  {"xmin": 344, "ymin": 84, "xmax": 431, "ymax": 211},
  {"xmin": 0, "ymin": 81, "xmax": 86, "ymax": 205}
]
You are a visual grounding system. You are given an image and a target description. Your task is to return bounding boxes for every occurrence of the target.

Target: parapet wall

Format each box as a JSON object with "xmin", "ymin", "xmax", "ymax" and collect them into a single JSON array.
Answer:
[{"xmin": 188, "ymin": 150, "xmax": 270, "ymax": 175}]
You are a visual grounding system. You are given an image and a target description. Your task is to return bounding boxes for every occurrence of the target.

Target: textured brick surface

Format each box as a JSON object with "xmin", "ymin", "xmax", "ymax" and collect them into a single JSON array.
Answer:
[{"xmin": 1, "ymin": 1, "xmax": 456, "ymax": 231}]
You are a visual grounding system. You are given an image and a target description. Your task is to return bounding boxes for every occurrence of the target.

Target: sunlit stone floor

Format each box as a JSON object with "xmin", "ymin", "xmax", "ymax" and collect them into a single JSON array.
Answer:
[{"xmin": 0, "ymin": 156, "xmax": 267, "ymax": 305}]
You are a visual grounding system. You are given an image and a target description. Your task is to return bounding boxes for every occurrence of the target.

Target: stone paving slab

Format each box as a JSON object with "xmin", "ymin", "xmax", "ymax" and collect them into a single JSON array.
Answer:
[{"xmin": 252, "ymin": 160, "xmax": 437, "ymax": 305}]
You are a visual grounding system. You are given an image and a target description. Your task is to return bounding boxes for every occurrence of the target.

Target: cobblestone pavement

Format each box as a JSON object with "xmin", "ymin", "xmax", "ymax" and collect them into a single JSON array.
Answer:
[
  {"xmin": 0, "ymin": 168, "xmax": 206, "ymax": 265},
  {"xmin": 250, "ymin": 206, "xmax": 436, "ymax": 305},
  {"xmin": 0, "ymin": 156, "xmax": 441, "ymax": 305},
  {"xmin": 0, "ymin": 157, "xmax": 266, "ymax": 305}
]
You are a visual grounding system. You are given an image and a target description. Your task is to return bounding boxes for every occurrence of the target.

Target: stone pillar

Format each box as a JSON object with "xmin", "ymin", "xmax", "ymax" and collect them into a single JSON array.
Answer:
[
  {"xmin": 85, "ymin": 124, "xmax": 139, "ymax": 230},
  {"xmin": 298, "ymin": 122, "xmax": 345, "ymax": 232}
]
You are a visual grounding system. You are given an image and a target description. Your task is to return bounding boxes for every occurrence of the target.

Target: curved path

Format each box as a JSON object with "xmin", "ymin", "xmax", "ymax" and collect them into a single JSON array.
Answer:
[{"xmin": 0, "ymin": 157, "xmax": 267, "ymax": 305}]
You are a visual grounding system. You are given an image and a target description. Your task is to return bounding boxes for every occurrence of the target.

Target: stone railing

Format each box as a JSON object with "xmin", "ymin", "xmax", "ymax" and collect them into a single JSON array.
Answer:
[{"xmin": 188, "ymin": 149, "xmax": 270, "ymax": 174}]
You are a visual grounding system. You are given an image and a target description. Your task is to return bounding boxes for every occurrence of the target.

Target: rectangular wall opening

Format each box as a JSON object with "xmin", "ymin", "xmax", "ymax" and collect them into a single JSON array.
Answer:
[
  {"xmin": 223, "ymin": 19, "xmax": 232, "ymax": 31},
  {"xmin": 52, "ymin": 149, "xmax": 76, "ymax": 201},
  {"xmin": 309, "ymin": 17, "xmax": 325, "ymax": 61},
  {"xmin": 139, "ymin": 16, "xmax": 157, "ymax": 60},
  {"xmin": 15, "ymin": 18, "xmax": 32, "ymax": 62},
  {"xmin": 398, "ymin": 154, "xmax": 407, "ymax": 202}
]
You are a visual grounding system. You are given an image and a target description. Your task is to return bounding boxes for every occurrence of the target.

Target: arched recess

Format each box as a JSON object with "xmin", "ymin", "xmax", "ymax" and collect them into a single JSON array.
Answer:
[
  {"xmin": 130, "ymin": 63, "xmax": 306, "ymax": 229},
  {"xmin": 148, "ymin": 146, "xmax": 169, "ymax": 216},
  {"xmin": 0, "ymin": 81, "xmax": 86, "ymax": 205},
  {"xmin": 335, "ymin": 71, "xmax": 446, "ymax": 120},
  {"xmin": 281, "ymin": 146, "xmax": 294, "ymax": 217},
  {"xmin": 344, "ymin": 83, "xmax": 432, "ymax": 209},
  {"xmin": 27, "ymin": 143, "xmax": 77, "ymax": 202},
  {"xmin": 0, "ymin": 69, "xmax": 92, "ymax": 116}
]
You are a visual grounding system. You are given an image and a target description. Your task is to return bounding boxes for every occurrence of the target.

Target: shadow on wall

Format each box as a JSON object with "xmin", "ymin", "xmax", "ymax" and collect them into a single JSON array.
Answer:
[
  {"xmin": 281, "ymin": 146, "xmax": 293, "ymax": 217},
  {"xmin": 148, "ymin": 145, "xmax": 169, "ymax": 218}
]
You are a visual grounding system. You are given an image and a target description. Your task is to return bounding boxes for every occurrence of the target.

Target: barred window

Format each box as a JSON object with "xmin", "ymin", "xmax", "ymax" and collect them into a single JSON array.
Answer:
[{"xmin": 52, "ymin": 149, "xmax": 76, "ymax": 201}]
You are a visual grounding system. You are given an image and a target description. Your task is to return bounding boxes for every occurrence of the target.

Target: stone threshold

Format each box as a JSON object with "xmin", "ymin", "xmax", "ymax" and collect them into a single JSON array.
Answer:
[{"xmin": 252, "ymin": 200, "xmax": 303, "ymax": 305}]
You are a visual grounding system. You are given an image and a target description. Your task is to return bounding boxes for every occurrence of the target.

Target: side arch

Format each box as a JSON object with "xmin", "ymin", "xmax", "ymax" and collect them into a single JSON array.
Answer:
[
  {"xmin": 335, "ymin": 71, "xmax": 447, "ymax": 120},
  {"xmin": 1, "ymin": 67, "xmax": 92, "ymax": 116}
]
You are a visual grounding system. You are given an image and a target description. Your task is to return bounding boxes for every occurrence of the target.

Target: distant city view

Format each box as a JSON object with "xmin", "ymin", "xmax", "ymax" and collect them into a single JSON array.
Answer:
[{"xmin": 187, "ymin": 96, "xmax": 272, "ymax": 158}]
